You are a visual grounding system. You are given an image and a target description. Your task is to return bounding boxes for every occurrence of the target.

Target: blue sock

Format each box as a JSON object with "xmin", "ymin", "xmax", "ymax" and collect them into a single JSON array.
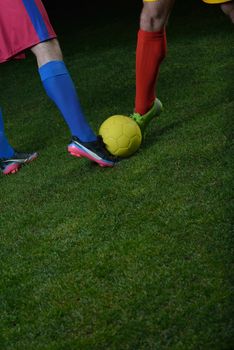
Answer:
[
  {"xmin": 0, "ymin": 108, "xmax": 14, "ymax": 159},
  {"xmin": 39, "ymin": 61, "xmax": 97, "ymax": 142}
]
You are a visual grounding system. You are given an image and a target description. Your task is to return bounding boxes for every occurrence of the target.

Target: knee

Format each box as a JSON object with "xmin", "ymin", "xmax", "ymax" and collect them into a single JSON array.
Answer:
[
  {"xmin": 31, "ymin": 39, "xmax": 63, "ymax": 67},
  {"xmin": 140, "ymin": 5, "xmax": 168, "ymax": 31}
]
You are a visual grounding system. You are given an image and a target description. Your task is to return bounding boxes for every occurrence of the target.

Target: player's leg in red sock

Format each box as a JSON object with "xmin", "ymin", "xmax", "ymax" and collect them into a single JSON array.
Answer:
[{"xmin": 135, "ymin": 0, "xmax": 175, "ymax": 115}]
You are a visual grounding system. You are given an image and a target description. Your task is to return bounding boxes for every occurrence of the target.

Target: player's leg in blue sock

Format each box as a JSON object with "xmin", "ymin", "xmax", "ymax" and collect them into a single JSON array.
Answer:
[
  {"xmin": 38, "ymin": 60, "xmax": 97, "ymax": 142},
  {"xmin": 0, "ymin": 108, "xmax": 14, "ymax": 159},
  {"xmin": 30, "ymin": 40, "xmax": 115, "ymax": 167}
]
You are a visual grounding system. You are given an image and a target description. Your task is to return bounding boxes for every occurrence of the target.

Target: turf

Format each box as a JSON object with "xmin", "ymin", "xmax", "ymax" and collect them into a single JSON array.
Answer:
[{"xmin": 0, "ymin": 2, "xmax": 233, "ymax": 349}]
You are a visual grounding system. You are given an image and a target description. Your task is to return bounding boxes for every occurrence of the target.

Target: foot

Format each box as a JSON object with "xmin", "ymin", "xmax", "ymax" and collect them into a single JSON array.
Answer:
[
  {"xmin": 68, "ymin": 136, "xmax": 116, "ymax": 167},
  {"xmin": 129, "ymin": 98, "xmax": 163, "ymax": 133},
  {"xmin": 0, "ymin": 151, "xmax": 38, "ymax": 175}
]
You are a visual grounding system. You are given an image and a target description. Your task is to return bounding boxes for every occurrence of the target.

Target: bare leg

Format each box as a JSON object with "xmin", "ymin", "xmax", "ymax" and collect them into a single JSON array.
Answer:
[
  {"xmin": 140, "ymin": 0, "xmax": 175, "ymax": 32},
  {"xmin": 30, "ymin": 38, "xmax": 63, "ymax": 67},
  {"xmin": 221, "ymin": 1, "xmax": 234, "ymax": 23}
]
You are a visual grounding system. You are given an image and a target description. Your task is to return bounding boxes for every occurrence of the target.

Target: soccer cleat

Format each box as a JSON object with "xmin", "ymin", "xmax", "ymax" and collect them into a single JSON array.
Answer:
[
  {"xmin": 129, "ymin": 98, "xmax": 163, "ymax": 132},
  {"xmin": 68, "ymin": 135, "xmax": 116, "ymax": 167},
  {"xmin": 0, "ymin": 151, "xmax": 38, "ymax": 175}
]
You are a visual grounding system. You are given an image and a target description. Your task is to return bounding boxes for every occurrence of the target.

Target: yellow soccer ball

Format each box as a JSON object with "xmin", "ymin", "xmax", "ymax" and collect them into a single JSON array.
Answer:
[{"xmin": 99, "ymin": 115, "xmax": 142, "ymax": 157}]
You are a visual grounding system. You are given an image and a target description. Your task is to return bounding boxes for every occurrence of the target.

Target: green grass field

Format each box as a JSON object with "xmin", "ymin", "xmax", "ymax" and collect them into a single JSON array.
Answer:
[{"xmin": 0, "ymin": 3, "xmax": 233, "ymax": 349}]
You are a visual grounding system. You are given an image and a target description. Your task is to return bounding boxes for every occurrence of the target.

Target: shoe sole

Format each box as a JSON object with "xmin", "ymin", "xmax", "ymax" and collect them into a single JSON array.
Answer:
[
  {"xmin": 2, "ymin": 153, "xmax": 38, "ymax": 175},
  {"xmin": 68, "ymin": 144, "xmax": 114, "ymax": 168}
]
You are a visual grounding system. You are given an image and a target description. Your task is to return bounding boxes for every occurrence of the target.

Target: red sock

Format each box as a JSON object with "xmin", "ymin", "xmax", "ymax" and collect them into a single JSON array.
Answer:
[{"xmin": 135, "ymin": 29, "xmax": 167, "ymax": 115}]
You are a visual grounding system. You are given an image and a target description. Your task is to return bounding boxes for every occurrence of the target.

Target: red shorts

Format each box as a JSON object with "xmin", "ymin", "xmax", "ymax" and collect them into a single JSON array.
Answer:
[{"xmin": 0, "ymin": 0, "xmax": 57, "ymax": 63}]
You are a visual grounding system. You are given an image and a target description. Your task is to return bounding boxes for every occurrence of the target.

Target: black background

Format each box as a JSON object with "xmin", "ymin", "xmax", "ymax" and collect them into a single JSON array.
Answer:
[
  {"xmin": 43, "ymin": 0, "xmax": 205, "ymax": 21},
  {"xmin": 44, "ymin": 0, "xmax": 141, "ymax": 13}
]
